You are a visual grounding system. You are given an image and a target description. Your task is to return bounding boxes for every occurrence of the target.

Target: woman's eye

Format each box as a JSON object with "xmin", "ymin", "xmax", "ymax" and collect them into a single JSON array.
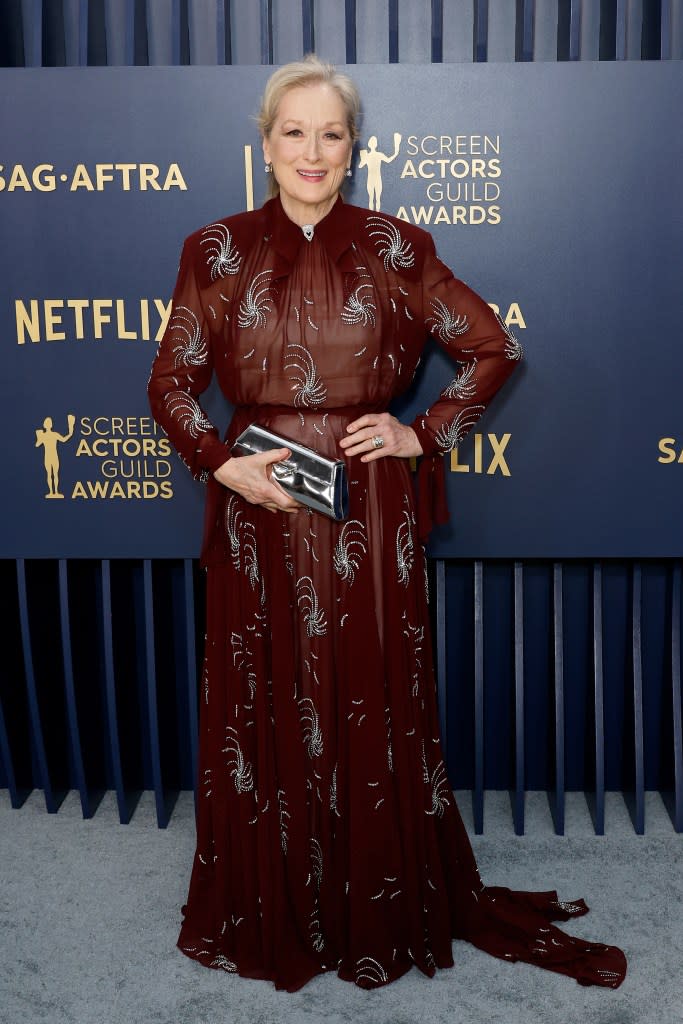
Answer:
[
  {"xmin": 325, "ymin": 132, "xmax": 342, "ymax": 141},
  {"xmin": 286, "ymin": 129, "xmax": 302, "ymax": 137}
]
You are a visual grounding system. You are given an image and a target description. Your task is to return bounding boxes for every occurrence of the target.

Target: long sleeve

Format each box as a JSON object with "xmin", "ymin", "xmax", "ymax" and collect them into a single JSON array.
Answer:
[
  {"xmin": 408, "ymin": 237, "xmax": 522, "ymax": 540},
  {"xmin": 409, "ymin": 236, "xmax": 522, "ymax": 457},
  {"xmin": 147, "ymin": 237, "xmax": 229, "ymax": 481}
]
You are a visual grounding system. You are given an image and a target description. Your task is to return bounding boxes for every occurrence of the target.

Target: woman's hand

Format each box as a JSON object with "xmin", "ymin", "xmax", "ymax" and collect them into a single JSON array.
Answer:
[
  {"xmin": 338, "ymin": 413, "xmax": 423, "ymax": 462},
  {"xmin": 213, "ymin": 449, "xmax": 303, "ymax": 514}
]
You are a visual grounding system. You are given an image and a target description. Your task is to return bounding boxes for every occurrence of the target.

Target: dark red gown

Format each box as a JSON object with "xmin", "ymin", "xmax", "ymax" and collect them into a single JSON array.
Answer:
[{"xmin": 148, "ymin": 195, "xmax": 626, "ymax": 991}]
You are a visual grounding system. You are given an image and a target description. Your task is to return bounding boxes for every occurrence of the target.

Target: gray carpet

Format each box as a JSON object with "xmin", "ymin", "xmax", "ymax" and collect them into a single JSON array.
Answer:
[{"xmin": 1, "ymin": 788, "xmax": 681, "ymax": 1024}]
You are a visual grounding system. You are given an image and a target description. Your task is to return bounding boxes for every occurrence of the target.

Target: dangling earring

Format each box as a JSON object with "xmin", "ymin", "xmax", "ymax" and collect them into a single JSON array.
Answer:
[
  {"xmin": 345, "ymin": 167, "xmax": 352, "ymax": 177},
  {"xmin": 265, "ymin": 162, "xmax": 272, "ymax": 173}
]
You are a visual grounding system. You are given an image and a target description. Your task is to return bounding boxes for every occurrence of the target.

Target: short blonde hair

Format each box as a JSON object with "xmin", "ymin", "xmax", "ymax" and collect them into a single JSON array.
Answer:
[{"xmin": 257, "ymin": 54, "xmax": 361, "ymax": 200}]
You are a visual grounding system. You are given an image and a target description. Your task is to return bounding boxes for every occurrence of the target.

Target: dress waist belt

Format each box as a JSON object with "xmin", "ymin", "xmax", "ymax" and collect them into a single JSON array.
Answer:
[{"xmin": 233, "ymin": 403, "xmax": 385, "ymax": 419}]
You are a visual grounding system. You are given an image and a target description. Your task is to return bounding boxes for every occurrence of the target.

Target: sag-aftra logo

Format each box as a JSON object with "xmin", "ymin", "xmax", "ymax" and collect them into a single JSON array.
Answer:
[{"xmin": 0, "ymin": 163, "xmax": 187, "ymax": 192}]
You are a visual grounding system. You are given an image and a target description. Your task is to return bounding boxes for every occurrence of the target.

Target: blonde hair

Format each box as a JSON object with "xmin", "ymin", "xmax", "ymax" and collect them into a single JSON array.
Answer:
[{"xmin": 257, "ymin": 54, "xmax": 361, "ymax": 200}]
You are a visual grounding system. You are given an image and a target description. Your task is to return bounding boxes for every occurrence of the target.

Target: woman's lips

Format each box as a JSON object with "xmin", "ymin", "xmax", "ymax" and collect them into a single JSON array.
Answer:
[{"xmin": 297, "ymin": 170, "xmax": 326, "ymax": 180}]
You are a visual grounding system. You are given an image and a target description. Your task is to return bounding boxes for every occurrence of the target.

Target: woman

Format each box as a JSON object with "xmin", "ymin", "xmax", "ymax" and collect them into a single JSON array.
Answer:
[{"xmin": 148, "ymin": 56, "xmax": 626, "ymax": 992}]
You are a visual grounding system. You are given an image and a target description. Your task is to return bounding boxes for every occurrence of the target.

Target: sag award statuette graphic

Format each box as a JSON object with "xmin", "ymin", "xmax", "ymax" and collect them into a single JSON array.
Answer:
[
  {"xmin": 358, "ymin": 133, "xmax": 402, "ymax": 211},
  {"xmin": 35, "ymin": 414, "xmax": 75, "ymax": 498}
]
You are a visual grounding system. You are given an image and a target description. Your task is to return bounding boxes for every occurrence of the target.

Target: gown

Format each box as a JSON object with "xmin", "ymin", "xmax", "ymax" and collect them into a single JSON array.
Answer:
[{"xmin": 148, "ymin": 194, "xmax": 627, "ymax": 992}]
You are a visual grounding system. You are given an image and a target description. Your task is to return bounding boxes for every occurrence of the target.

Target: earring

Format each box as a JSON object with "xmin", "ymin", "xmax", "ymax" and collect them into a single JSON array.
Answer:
[
  {"xmin": 345, "ymin": 167, "xmax": 352, "ymax": 177},
  {"xmin": 265, "ymin": 162, "xmax": 272, "ymax": 173}
]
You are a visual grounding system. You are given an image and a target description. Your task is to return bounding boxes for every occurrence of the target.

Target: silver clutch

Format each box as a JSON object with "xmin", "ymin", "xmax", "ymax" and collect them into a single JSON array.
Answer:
[{"xmin": 231, "ymin": 424, "xmax": 349, "ymax": 521}]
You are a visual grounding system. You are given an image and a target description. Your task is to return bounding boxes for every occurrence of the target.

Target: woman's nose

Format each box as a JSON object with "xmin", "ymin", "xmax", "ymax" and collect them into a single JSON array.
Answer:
[{"xmin": 304, "ymin": 132, "xmax": 321, "ymax": 160}]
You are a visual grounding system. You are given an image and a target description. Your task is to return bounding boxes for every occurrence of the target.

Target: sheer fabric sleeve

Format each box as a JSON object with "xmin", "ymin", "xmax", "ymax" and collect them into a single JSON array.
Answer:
[
  {"xmin": 147, "ymin": 238, "xmax": 229, "ymax": 481},
  {"xmin": 409, "ymin": 236, "xmax": 522, "ymax": 457},
  {"xmin": 408, "ymin": 236, "xmax": 521, "ymax": 541}
]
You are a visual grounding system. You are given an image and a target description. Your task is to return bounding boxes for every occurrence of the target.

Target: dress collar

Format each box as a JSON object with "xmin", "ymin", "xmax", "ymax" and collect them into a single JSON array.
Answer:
[{"xmin": 264, "ymin": 194, "xmax": 357, "ymax": 272}]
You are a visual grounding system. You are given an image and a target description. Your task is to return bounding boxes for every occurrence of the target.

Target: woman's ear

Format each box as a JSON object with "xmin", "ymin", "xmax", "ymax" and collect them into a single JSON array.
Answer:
[{"xmin": 262, "ymin": 137, "xmax": 271, "ymax": 166}]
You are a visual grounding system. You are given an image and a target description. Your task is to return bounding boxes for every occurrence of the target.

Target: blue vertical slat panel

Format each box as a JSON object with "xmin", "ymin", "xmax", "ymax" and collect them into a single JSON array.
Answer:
[
  {"xmin": 216, "ymin": 0, "xmax": 225, "ymax": 62},
  {"xmin": 58, "ymin": 560, "xmax": 91, "ymax": 816},
  {"xmin": 126, "ymin": 0, "xmax": 139, "ymax": 64},
  {"xmin": 312, "ymin": 0, "xmax": 347, "ymax": 63},
  {"xmin": 661, "ymin": 0, "xmax": 672, "ymax": 55},
  {"xmin": 487, "ymin": 0, "xmax": 515, "ymax": 61},
  {"xmin": 473, "ymin": 560, "xmax": 484, "ymax": 834},
  {"xmin": 516, "ymin": 0, "xmax": 535, "ymax": 60},
  {"xmin": 397, "ymin": 0, "xmax": 432, "ymax": 63},
  {"xmin": 224, "ymin": 0, "xmax": 232, "ymax": 63},
  {"xmin": 16, "ymin": 559, "xmax": 62, "ymax": 812},
  {"xmin": 442, "ymin": 0, "xmax": 474, "ymax": 61},
  {"xmin": 172, "ymin": 0, "xmax": 183, "ymax": 63},
  {"xmin": 589, "ymin": 563, "xmax": 605, "ymax": 834},
  {"xmin": 100, "ymin": 561, "xmax": 137, "ymax": 823},
  {"xmin": 625, "ymin": 0, "xmax": 644, "ymax": 59},
  {"xmin": 302, "ymin": 0, "xmax": 314, "ymax": 53},
  {"xmin": 104, "ymin": 0, "xmax": 127, "ymax": 64},
  {"xmin": 536, "ymin": 0, "xmax": 557, "ymax": 58},
  {"xmin": 21, "ymin": 0, "xmax": 42, "ymax": 65},
  {"xmin": 435, "ymin": 560, "xmax": 448, "ymax": 762},
  {"xmin": 0, "ymin": 0, "xmax": 26, "ymax": 67},
  {"xmin": 431, "ymin": 0, "xmax": 443, "ymax": 61},
  {"xmin": 666, "ymin": 562, "xmax": 683, "ymax": 831},
  {"xmin": 345, "ymin": 0, "xmax": 357, "ymax": 61},
  {"xmin": 551, "ymin": 563, "xmax": 565, "ymax": 834},
  {"xmin": 388, "ymin": 0, "xmax": 399, "ymax": 62},
  {"xmin": 62, "ymin": 0, "xmax": 81, "ymax": 64},
  {"xmin": 259, "ymin": 0, "xmax": 273, "ymax": 63},
  {"xmin": 661, "ymin": 0, "xmax": 683, "ymax": 57},
  {"xmin": 42, "ymin": 0, "xmax": 68, "ymax": 65},
  {"xmin": 579, "ymin": 0, "xmax": 600, "ymax": 57},
  {"xmin": 356, "ymin": 0, "xmax": 389, "ymax": 62},
  {"xmin": 640, "ymin": 565, "xmax": 668, "ymax": 796},
  {"xmin": 272, "ymin": 0, "xmax": 303, "ymax": 63},
  {"xmin": 534, "ymin": 0, "xmax": 559, "ymax": 59},
  {"xmin": 598, "ymin": 0, "xmax": 616, "ymax": 57},
  {"xmin": 86, "ymin": 0, "xmax": 109, "ymax": 63},
  {"xmin": 188, "ymin": 0, "xmax": 218, "ymax": 63},
  {"xmin": 523, "ymin": 566, "xmax": 553, "ymax": 793},
  {"xmin": 511, "ymin": 562, "xmax": 524, "ymax": 835},
  {"xmin": 0, "ymin": 561, "xmax": 31, "ymax": 806},
  {"xmin": 78, "ymin": 0, "xmax": 88, "ymax": 64},
  {"xmin": 641, "ymin": 0, "xmax": 662, "ymax": 57},
  {"xmin": 146, "ymin": 0, "xmax": 174, "ymax": 64},
  {"xmin": 473, "ymin": 0, "xmax": 489, "ymax": 60},
  {"xmin": 0, "ymin": 697, "xmax": 21, "ymax": 807},
  {"xmin": 568, "ymin": 0, "xmax": 581, "ymax": 57},
  {"xmin": 615, "ymin": 0, "xmax": 628, "ymax": 59},
  {"xmin": 672, "ymin": 0, "xmax": 683, "ymax": 58},
  {"xmin": 183, "ymin": 560, "xmax": 200, "ymax": 802},
  {"xmin": 143, "ymin": 560, "xmax": 171, "ymax": 826},
  {"xmin": 627, "ymin": 563, "xmax": 645, "ymax": 834}
]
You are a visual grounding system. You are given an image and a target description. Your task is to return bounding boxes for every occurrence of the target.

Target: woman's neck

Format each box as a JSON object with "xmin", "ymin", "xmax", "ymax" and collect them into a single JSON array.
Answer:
[{"xmin": 278, "ymin": 192, "xmax": 339, "ymax": 227}]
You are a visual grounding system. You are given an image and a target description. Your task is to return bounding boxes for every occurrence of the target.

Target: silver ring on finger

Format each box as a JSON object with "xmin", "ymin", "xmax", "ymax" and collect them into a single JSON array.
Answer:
[{"xmin": 371, "ymin": 435, "xmax": 385, "ymax": 449}]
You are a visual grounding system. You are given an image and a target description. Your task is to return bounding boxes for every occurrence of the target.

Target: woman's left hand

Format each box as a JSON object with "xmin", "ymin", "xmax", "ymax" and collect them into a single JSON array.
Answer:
[{"xmin": 338, "ymin": 412, "xmax": 423, "ymax": 462}]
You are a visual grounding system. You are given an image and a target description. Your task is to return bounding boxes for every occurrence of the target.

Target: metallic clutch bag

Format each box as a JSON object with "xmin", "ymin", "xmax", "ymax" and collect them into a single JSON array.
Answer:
[{"xmin": 231, "ymin": 424, "xmax": 349, "ymax": 521}]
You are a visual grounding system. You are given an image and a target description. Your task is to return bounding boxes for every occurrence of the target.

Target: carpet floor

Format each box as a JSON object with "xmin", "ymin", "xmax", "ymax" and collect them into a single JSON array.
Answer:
[{"xmin": 1, "ymin": 788, "xmax": 680, "ymax": 1024}]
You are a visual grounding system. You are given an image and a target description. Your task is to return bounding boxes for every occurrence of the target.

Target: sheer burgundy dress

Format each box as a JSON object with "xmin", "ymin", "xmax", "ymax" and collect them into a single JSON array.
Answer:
[{"xmin": 148, "ymin": 195, "xmax": 626, "ymax": 992}]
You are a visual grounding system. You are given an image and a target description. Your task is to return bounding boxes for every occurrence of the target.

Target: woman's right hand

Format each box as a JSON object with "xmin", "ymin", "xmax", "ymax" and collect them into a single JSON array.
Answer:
[{"xmin": 213, "ymin": 448, "xmax": 302, "ymax": 514}]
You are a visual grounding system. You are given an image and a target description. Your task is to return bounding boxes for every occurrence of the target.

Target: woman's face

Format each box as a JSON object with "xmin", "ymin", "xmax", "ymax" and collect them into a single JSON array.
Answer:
[{"xmin": 263, "ymin": 82, "xmax": 353, "ymax": 224}]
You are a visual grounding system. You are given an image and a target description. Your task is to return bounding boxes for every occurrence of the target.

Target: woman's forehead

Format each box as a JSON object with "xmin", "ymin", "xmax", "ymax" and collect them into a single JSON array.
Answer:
[{"xmin": 275, "ymin": 83, "xmax": 346, "ymax": 123}]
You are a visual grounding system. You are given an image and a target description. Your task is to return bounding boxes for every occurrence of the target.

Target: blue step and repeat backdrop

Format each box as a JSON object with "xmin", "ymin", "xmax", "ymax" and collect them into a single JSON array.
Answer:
[{"xmin": 2, "ymin": 62, "xmax": 682, "ymax": 558}]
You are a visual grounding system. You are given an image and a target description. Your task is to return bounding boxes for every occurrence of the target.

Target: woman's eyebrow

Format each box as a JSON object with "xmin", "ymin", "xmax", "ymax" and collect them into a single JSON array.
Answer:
[{"xmin": 280, "ymin": 119, "xmax": 345, "ymax": 128}]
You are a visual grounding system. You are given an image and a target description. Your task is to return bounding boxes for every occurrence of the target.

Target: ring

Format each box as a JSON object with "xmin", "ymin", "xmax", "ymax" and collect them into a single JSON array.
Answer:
[{"xmin": 371, "ymin": 435, "xmax": 385, "ymax": 449}]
